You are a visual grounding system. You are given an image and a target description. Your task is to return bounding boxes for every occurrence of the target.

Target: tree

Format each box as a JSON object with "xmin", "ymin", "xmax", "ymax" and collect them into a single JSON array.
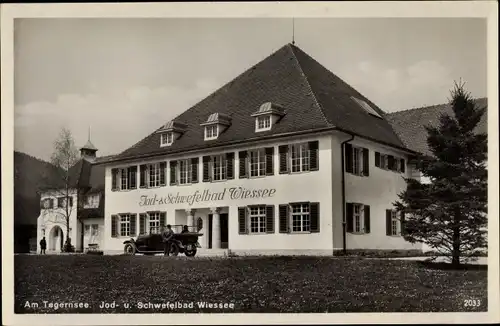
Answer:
[
  {"xmin": 41, "ymin": 127, "xmax": 80, "ymax": 252},
  {"xmin": 394, "ymin": 81, "xmax": 487, "ymax": 267}
]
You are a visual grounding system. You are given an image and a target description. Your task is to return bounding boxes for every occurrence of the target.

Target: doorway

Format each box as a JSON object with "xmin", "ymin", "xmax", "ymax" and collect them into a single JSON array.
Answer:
[
  {"xmin": 208, "ymin": 213, "xmax": 228, "ymax": 249},
  {"xmin": 49, "ymin": 225, "xmax": 64, "ymax": 251}
]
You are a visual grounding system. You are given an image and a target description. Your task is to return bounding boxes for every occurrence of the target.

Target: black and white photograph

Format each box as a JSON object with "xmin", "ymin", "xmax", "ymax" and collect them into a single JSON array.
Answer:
[{"xmin": 1, "ymin": 2, "xmax": 498, "ymax": 325}]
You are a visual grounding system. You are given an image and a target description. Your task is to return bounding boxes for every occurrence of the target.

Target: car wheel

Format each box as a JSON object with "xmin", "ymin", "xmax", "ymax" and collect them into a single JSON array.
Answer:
[
  {"xmin": 185, "ymin": 248, "xmax": 197, "ymax": 257},
  {"xmin": 169, "ymin": 243, "xmax": 180, "ymax": 256},
  {"xmin": 124, "ymin": 243, "xmax": 136, "ymax": 255}
]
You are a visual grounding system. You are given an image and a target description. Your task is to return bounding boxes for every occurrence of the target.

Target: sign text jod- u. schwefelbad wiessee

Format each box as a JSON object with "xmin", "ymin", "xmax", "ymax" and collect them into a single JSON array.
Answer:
[{"xmin": 139, "ymin": 187, "xmax": 276, "ymax": 207}]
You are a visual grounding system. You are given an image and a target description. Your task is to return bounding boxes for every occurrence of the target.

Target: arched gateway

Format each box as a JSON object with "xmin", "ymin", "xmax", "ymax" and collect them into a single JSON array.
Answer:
[{"xmin": 48, "ymin": 225, "xmax": 64, "ymax": 252}]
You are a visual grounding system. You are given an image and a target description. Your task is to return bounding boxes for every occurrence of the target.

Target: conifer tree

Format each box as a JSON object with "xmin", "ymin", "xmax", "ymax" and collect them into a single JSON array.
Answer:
[{"xmin": 394, "ymin": 82, "xmax": 487, "ymax": 266}]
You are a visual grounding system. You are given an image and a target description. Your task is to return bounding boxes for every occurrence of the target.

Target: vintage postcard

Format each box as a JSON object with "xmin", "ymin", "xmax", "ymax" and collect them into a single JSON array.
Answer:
[{"xmin": 1, "ymin": 2, "xmax": 498, "ymax": 325}]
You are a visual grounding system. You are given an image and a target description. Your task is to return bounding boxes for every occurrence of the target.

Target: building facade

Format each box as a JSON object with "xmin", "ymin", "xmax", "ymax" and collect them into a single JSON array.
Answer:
[{"xmin": 96, "ymin": 43, "xmax": 424, "ymax": 255}]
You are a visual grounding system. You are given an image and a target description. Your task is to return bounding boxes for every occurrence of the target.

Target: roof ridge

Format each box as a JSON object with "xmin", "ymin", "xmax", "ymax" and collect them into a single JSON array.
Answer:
[
  {"xmin": 387, "ymin": 97, "xmax": 488, "ymax": 117},
  {"xmin": 288, "ymin": 44, "xmax": 332, "ymax": 127}
]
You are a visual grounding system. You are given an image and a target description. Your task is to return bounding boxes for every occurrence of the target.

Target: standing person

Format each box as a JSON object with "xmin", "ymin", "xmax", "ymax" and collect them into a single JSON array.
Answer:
[
  {"xmin": 162, "ymin": 224, "xmax": 174, "ymax": 256},
  {"xmin": 181, "ymin": 225, "xmax": 189, "ymax": 233},
  {"xmin": 39, "ymin": 236, "xmax": 47, "ymax": 254}
]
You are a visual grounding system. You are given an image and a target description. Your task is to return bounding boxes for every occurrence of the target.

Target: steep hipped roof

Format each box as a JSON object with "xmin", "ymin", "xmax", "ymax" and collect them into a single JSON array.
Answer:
[
  {"xmin": 386, "ymin": 98, "xmax": 488, "ymax": 156},
  {"xmin": 107, "ymin": 43, "xmax": 405, "ymax": 163}
]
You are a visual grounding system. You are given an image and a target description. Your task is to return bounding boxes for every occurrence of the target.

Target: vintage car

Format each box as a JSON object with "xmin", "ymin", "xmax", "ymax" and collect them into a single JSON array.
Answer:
[{"xmin": 123, "ymin": 226, "xmax": 202, "ymax": 257}]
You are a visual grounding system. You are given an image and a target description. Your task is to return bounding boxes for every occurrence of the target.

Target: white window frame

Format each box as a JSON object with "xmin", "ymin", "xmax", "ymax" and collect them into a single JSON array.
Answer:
[
  {"xmin": 256, "ymin": 115, "xmax": 272, "ymax": 132},
  {"xmin": 212, "ymin": 154, "xmax": 227, "ymax": 181},
  {"xmin": 84, "ymin": 224, "xmax": 91, "ymax": 236},
  {"xmin": 178, "ymin": 159, "xmax": 193, "ymax": 185},
  {"xmin": 290, "ymin": 143, "xmax": 310, "ymax": 173},
  {"xmin": 380, "ymin": 154, "xmax": 388, "ymax": 170},
  {"xmin": 148, "ymin": 163, "xmax": 161, "ymax": 188},
  {"xmin": 148, "ymin": 212, "xmax": 161, "ymax": 234},
  {"xmin": 91, "ymin": 224, "xmax": 99, "ymax": 236},
  {"xmin": 119, "ymin": 214, "xmax": 131, "ymax": 237},
  {"xmin": 352, "ymin": 204, "xmax": 365, "ymax": 233},
  {"xmin": 290, "ymin": 203, "xmax": 310, "ymax": 233},
  {"xmin": 84, "ymin": 194, "xmax": 99, "ymax": 208},
  {"xmin": 248, "ymin": 206, "xmax": 267, "ymax": 234},
  {"xmin": 249, "ymin": 149, "xmax": 266, "ymax": 177},
  {"xmin": 391, "ymin": 210, "xmax": 400, "ymax": 236},
  {"xmin": 160, "ymin": 132, "xmax": 174, "ymax": 147},
  {"xmin": 205, "ymin": 125, "xmax": 218, "ymax": 140},
  {"xmin": 351, "ymin": 147, "xmax": 364, "ymax": 176},
  {"xmin": 120, "ymin": 168, "xmax": 128, "ymax": 190}
]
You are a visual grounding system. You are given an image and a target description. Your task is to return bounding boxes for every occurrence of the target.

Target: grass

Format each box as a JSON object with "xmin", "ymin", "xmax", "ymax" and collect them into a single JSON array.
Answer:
[{"xmin": 14, "ymin": 255, "xmax": 487, "ymax": 313}]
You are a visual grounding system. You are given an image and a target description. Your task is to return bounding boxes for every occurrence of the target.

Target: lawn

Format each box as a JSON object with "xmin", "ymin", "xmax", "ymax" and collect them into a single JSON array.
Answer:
[{"xmin": 14, "ymin": 255, "xmax": 487, "ymax": 313}]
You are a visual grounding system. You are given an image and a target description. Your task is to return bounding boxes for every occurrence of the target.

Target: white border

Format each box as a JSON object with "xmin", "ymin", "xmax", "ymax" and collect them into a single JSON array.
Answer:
[{"xmin": 1, "ymin": 2, "xmax": 498, "ymax": 325}]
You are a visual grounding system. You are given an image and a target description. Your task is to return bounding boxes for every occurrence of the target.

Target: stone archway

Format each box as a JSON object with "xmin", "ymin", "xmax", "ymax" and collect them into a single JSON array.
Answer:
[{"xmin": 49, "ymin": 225, "xmax": 64, "ymax": 252}]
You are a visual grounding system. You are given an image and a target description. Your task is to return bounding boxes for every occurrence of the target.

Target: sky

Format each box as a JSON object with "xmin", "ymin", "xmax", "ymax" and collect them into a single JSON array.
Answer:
[{"xmin": 14, "ymin": 18, "xmax": 487, "ymax": 161}]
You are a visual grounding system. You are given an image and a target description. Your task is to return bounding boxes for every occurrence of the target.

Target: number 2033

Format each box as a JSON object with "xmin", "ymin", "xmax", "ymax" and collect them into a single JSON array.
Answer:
[{"xmin": 464, "ymin": 299, "xmax": 481, "ymax": 307}]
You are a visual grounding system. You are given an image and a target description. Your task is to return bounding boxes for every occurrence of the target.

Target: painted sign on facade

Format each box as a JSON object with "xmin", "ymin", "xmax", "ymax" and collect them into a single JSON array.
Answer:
[{"xmin": 139, "ymin": 187, "xmax": 277, "ymax": 207}]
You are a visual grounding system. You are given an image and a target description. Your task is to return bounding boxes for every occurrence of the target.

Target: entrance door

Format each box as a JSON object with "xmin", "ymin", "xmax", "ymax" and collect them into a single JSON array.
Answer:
[{"xmin": 208, "ymin": 213, "xmax": 228, "ymax": 249}]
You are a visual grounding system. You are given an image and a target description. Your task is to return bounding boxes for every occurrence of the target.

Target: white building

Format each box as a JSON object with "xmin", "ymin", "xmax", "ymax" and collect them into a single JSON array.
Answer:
[
  {"xmin": 95, "ymin": 43, "xmax": 424, "ymax": 255},
  {"xmin": 38, "ymin": 44, "xmax": 487, "ymax": 256},
  {"xmin": 37, "ymin": 140, "xmax": 107, "ymax": 253}
]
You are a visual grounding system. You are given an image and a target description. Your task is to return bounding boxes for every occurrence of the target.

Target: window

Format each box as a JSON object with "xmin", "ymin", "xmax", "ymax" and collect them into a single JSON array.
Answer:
[
  {"xmin": 249, "ymin": 149, "xmax": 266, "ymax": 177},
  {"xmin": 179, "ymin": 159, "xmax": 192, "ymax": 184},
  {"xmin": 291, "ymin": 143, "xmax": 310, "ymax": 173},
  {"xmin": 352, "ymin": 147, "xmax": 362, "ymax": 175},
  {"xmin": 212, "ymin": 154, "xmax": 227, "ymax": 181},
  {"xmin": 249, "ymin": 206, "xmax": 266, "ymax": 233},
  {"xmin": 380, "ymin": 154, "xmax": 387, "ymax": 169},
  {"xmin": 205, "ymin": 125, "xmax": 218, "ymax": 140},
  {"xmin": 148, "ymin": 212, "xmax": 161, "ymax": 234},
  {"xmin": 391, "ymin": 210, "xmax": 398, "ymax": 236},
  {"xmin": 91, "ymin": 224, "xmax": 99, "ymax": 236},
  {"xmin": 160, "ymin": 132, "xmax": 174, "ymax": 146},
  {"xmin": 353, "ymin": 204, "xmax": 362, "ymax": 233},
  {"xmin": 148, "ymin": 163, "xmax": 161, "ymax": 188},
  {"xmin": 120, "ymin": 214, "xmax": 131, "ymax": 237},
  {"xmin": 84, "ymin": 225, "xmax": 90, "ymax": 236},
  {"xmin": 291, "ymin": 203, "xmax": 310, "ymax": 233},
  {"xmin": 256, "ymin": 115, "xmax": 272, "ymax": 131},
  {"xmin": 57, "ymin": 197, "xmax": 65, "ymax": 208},
  {"xmin": 119, "ymin": 166, "xmax": 137, "ymax": 190},
  {"xmin": 84, "ymin": 194, "xmax": 100, "ymax": 208}
]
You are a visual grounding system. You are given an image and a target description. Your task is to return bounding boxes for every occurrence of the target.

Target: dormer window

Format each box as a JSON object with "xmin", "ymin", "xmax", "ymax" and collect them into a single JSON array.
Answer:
[
  {"xmin": 252, "ymin": 102, "xmax": 286, "ymax": 132},
  {"xmin": 200, "ymin": 113, "xmax": 231, "ymax": 141},
  {"xmin": 256, "ymin": 115, "xmax": 272, "ymax": 131},
  {"xmin": 205, "ymin": 125, "xmax": 218, "ymax": 140},
  {"xmin": 160, "ymin": 132, "xmax": 174, "ymax": 147},
  {"xmin": 350, "ymin": 96, "xmax": 382, "ymax": 119},
  {"xmin": 156, "ymin": 120, "xmax": 187, "ymax": 147}
]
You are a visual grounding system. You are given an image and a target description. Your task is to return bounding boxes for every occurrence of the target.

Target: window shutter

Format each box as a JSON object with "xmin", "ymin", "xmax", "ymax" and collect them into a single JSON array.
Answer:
[
  {"xmin": 310, "ymin": 202, "xmax": 320, "ymax": 233},
  {"xmin": 266, "ymin": 205, "xmax": 275, "ymax": 233},
  {"xmin": 111, "ymin": 215, "xmax": 118, "ymax": 237},
  {"xmin": 388, "ymin": 155, "xmax": 395, "ymax": 171},
  {"xmin": 364, "ymin": 205, "xmax": 370, "ymax": 233},
  {"xmin": 49, "ymin": 198, "xmax": 54, "ymax": 209},
  {"xmin": 362, "ymin": 148, "xmax": 369, "ymax": 176},
  {"xmin": 309, "ymin": 141, "xmax": 319, "ymax": 171},
  {"xmin": 40, "ymin": 199, "xmax": 44, "ymax": 209},
  {"xmin": 139, "ymin": 165, "xmax": 147, "ymax": 188},
  {"xmin": 279, "ymin": 204, "xmax": 290, "ymax": 233},
  {"xmin": 226, "ymin": 152, "xmax": 235, "ymax": 180},
  {"xmin": 159, "ymin": 162, "xmax": 166, "ymax": 186},
  {"xmin": 111, "ymin": 168, "xmax": 118, "ymax": 191},
  {"xmin": 170, "ymin": 161, "xmax": 178, "ymax": 186},
  {"xmin": 69, "ymin": 197, "xmax": 73, "ymax": 207},
  {"xmin": 139, "ymin": 213, "xmax": 146, "ymax": 235},
  {"xmin": 202, "ymin": 156, "xmax": 211, "ymax": 182},
  {"xmin": 265, "ymin": 147, "xmax": 274, "ymax": 175},
  {"xmin": 400, "ymin": 158, "xmax": 406, "ymax": 173},
  {"xmin": 238, "ymin": 151, "xmax": 248, "ymax": 178},
  {"xmin": 129, "ymin": 214, "xmax": 137, "ymax": 237},
  {"xmin": 346, "ymin": 203, "xmax": 354, "ymax": 233},
  {"xmin": 345, "ymin": 144, "xmax": 353, "ymax": 173},
  {"xmin": 386, "ymin": 210, "xmax": 392, "ymax": 236},
  {"xmin": 400, "ymin": 211, "xmax": 406, "ymax": 235},
  {"xmin": 278, "ymin": 145, "xmax": 289, "ymax": 174},
  {"xmin": 375, "ymin": 152, "xmax": 380, "ymax": 167},
  {"xmin": 191, "ymin": 158, "xmax": 199, "ymax": 183},
  {"xmin": 129, "ymin": 166, "xmax": 137, "ymax": 189},
  {"xmin": 238, "ymin": 207, "xmax": 247, "ymax": 234},
  {"xmin": 160, "ymin": 212, "xmax": 167, "ymax": 229}
]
